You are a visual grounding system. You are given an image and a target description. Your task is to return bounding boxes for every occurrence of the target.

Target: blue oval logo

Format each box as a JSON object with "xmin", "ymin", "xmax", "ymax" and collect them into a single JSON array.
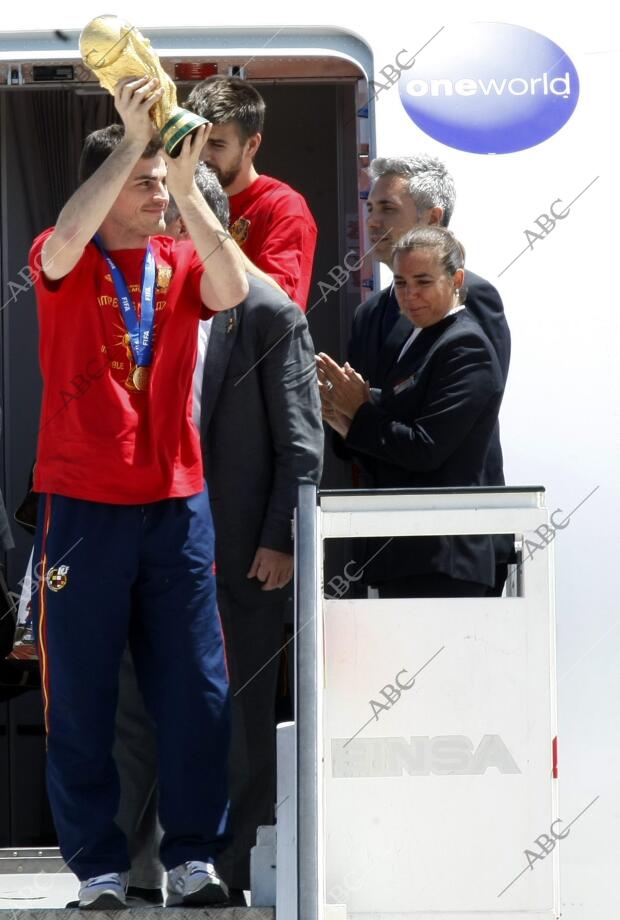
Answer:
[{"xmin": 398, "ymin": 22, "xmax": 579, "ymax": 154}]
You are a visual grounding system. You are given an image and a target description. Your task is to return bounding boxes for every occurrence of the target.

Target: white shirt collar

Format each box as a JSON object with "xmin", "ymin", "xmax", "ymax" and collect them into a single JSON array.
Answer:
[{"xmin": 397, "ymin": 303, "xmax": 465, "ymax": 363}]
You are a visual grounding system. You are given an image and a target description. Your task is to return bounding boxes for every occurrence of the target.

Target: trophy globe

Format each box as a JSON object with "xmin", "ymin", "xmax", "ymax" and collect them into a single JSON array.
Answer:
[{"xmin": 79, "ymin": 15, "xmax": 208, "ymax": 156}]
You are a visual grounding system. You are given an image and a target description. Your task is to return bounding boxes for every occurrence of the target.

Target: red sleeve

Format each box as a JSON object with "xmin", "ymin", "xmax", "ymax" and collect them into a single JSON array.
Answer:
[
  {"xmin": 176, "ymin": 240, "xmax": 216, "ymax": 320},
  {"xmin": 254, "ymin": 198, "xmax": 317, "ymax": 310},
  {"xmin": 29, "ymin": 228, "xmax": 66, "ymax": 295},
  {"xmin": 29, "ymin": 228, "xmax": 92, "ymax": 298}
]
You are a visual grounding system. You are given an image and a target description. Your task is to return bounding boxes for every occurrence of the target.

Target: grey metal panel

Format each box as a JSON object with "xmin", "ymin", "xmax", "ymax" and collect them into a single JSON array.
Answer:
[{"xmin": 295, "ymin": 484, "xmax": 319, "ymax": 920}]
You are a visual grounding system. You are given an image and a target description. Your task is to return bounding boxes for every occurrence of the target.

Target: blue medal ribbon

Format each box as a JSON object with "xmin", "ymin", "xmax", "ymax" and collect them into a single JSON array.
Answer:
[{"xmin": 93, "ymin": 234, "xmax": 156, "ymax": 371}]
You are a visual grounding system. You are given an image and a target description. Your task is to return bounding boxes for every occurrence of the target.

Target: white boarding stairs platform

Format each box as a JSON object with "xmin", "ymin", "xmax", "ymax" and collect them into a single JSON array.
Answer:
[
  {"xmin": 265, "ymin": 485, "xmax": 560, "ymax": 920},
  {"xmin": 0, "ymin": 486, "xmax": 558, "ymax": 920}
]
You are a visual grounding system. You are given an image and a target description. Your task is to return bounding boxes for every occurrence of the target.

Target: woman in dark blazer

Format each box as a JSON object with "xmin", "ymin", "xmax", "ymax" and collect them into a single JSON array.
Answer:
[{"xmin": 317, "ymin": 226, "xmax": 505, "ymax": 598}]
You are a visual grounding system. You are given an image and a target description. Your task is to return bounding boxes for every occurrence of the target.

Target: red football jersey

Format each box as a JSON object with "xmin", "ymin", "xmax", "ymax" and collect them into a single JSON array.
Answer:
[
  {"xmin": 29, "ymin": 229, "xmax": 214, "ymax": 505},
  {"xmin": 228, "ymin": 175, "xmax": 317, "ymax": 310}
]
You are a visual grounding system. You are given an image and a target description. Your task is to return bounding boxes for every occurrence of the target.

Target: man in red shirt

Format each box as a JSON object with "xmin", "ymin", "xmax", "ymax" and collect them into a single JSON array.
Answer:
[
  {"xmin": 186, "ymin": 75, "xmax": 317, "ymax": 310},
  {"xmin": 28, "ymin": 75, "xmax": 247, "ymax": 909}
]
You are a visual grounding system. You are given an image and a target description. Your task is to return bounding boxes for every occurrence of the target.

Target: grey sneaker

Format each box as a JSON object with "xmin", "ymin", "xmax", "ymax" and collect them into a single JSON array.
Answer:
[
  {"xmin": 167, "ymin": 860, "xmax": 229, "ymax": 905},
  {"xmin": 78, "ymin": 871, "xmax": 127, "ymax": 909}
]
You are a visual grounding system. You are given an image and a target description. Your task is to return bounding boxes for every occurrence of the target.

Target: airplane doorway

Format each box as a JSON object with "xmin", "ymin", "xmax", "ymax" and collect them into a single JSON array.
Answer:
[{"xmin": 0, "ymin": 53, "xmax": 367, "ymax": 846}]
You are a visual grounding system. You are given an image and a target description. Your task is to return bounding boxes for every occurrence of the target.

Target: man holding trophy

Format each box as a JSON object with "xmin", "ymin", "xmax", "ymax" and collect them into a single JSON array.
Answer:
[{"xmin": 28, "ymin": 17, "xmax": 248, "ymax": 909}]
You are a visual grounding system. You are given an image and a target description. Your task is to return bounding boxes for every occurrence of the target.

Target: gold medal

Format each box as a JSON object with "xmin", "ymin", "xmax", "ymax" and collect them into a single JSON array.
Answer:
[{"xmin": 132, "ymin": 366, "xmax": 151, "ymax": 391}]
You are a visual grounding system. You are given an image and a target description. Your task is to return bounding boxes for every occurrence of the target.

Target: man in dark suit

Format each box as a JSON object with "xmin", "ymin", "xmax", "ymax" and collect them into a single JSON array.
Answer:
[
  {"xmin": 199, "ymin": 270, "xmax": 324, "ymax": 900},
  {"xmin": 111, "ymin": 166, "xmax": 323, "ymax": 908},
  {"xmin": 343, "ymin": 155, "xmax": 512, "ymax": 593},
  {"xmin": 193, "ymin": 174, "xmax": 323, "ymax": 898}
]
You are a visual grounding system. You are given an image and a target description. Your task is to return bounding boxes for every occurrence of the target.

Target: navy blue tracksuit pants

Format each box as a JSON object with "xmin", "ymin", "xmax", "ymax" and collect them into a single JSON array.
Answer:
[{"xmin": 31, "ymin": 487, "xmax": 230, "ymax": 881}]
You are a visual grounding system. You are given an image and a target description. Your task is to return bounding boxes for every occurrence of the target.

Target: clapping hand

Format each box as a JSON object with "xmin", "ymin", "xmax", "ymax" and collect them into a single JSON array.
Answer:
[{"xmin": 316, "ymin": 353, "xmax": 370, "ymax": 420}]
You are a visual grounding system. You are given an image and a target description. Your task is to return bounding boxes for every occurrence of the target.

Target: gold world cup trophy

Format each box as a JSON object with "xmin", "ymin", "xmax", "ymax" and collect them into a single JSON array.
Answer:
[{"xmin": 79, "ymin": 15, "xmax": 207, "ymax": 156}]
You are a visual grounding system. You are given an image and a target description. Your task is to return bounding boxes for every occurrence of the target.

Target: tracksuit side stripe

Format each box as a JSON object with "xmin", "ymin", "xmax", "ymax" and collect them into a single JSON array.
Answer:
[{"xmin": 38, "ymin": 494, "xmax": 53, "ymax": 736}]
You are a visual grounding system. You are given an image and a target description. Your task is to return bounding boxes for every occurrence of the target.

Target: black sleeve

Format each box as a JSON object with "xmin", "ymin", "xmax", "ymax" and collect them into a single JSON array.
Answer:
[
  {"xmin": 257, "ymin": 302, "xmax": 325, "ymax": 553},
  {"xmin": 345, "ymin": 334, "xmax": 500, "ymax": 473},
  {"xmin": 465, "ymin": 277, "xmax": 511, "ymax": 382},
  {"xmin": 331, "ymin": 300, "xmax": 368, "ymax": 462}
]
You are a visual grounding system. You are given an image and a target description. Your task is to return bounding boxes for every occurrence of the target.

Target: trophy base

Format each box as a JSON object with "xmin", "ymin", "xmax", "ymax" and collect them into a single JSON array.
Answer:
[{"xmin": 161, "ymin": 107, "xmax": 209, "ymax": 157}]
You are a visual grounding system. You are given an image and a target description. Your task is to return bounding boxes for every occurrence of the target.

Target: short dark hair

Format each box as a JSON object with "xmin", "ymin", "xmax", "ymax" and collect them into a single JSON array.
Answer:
[
  {"xmin": 78, "ymin": 124, "xmax": 163, "ymax": 184},
  {"xmin": 185, "ymin": 75, "xmax": 265, "ymax": 142},
  {"xmin": 166, "ymin": 163, "xmax": 230, "ymax": 229}
]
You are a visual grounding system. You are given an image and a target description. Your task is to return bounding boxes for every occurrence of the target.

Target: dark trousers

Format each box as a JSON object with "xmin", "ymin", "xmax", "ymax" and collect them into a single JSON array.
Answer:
[
  {"xmin": 487, "ymin": 561, "xmax": 509, "ymax": 597},
  {"xmin": 31, "ymin": 489, "xmax": 230, "ymax": 880},
  {"xmin": 376, "ymin": 572, "xmax": 488, "ymax": 598},
  {"xmin": 112, "ymin": 566, "xmax": 288, "ymax": 892},
  {"xmin": 214, "ymin": 578, "xmax": 289, "ymax": 890}
]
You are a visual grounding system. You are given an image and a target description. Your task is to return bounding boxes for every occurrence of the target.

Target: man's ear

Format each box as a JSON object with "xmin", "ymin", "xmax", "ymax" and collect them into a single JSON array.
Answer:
[
  {"xmin": 246, "ymin": 132, "xmax": 262, "ymax": 160},
  {"xmin": 425, "ymin": 206, "xmax": 445, "ymax": 226}
]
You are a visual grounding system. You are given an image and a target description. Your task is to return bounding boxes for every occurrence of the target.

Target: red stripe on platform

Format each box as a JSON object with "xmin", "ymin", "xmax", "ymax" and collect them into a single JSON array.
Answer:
[{"xmin": 552, "ymin": 736, "xmax": 558, "ymax": 778}]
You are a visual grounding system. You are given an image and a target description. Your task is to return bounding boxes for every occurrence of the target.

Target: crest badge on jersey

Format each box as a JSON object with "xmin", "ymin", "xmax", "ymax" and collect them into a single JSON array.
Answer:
[
  {"xmin": 156, "ymin": 266, "xmax": 173, "ymax": 291},
  {"xmin": 46, "ymin": 564, "xmax": 70, "ymax": 592},
  {"xmin": 230, "ymin": 218, "xmax": 251, "ymax": 245}
]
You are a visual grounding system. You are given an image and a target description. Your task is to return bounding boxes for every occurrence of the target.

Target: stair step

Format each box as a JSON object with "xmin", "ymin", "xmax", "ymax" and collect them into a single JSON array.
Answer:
[
  {"xmin": 0, "ymin": 848, "xmax": 69, "ymax": 873},
  {"xmin": 5, "ymin": 911, "xmax": 274, "ymax": 918}
]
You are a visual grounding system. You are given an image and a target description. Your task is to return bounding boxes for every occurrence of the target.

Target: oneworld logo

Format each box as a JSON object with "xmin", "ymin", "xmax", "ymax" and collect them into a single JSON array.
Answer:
[
  {"xmin": 406, "ymin": 73, "xmax": 572, "ymax": 99},
  {"xmin": 398, "ymin": 22, "xmax": 579, "ymax": 154}
]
